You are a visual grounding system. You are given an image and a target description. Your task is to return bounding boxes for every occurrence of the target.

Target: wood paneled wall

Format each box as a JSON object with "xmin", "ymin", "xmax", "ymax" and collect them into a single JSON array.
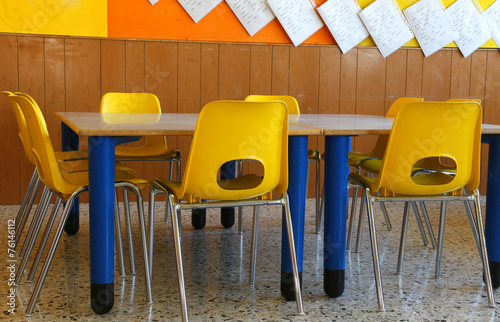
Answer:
[{"xmin": 1, "ymin": 34, "xmax": 500, "ymax": 205}]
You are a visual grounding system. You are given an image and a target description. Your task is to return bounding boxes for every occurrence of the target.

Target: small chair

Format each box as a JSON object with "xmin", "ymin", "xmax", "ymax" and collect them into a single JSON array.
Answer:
[
  {"xmin": 244, "ymin": 95, "xmax": 321, "ymax": 232},
  {"xmin": 3, "ymin": 92, "xmax": 137, "ymax": 283},
  {"xmin": 10, "ymin": 94, "xmax": 153, "ymax": 316},
  {"xmin": 148, "ymin": 100, "xmax": 304, "ymax": 320},
  {"xmin": 348, "ymin": 101, "xmax": 494, "ymax": 310},
  {"xmin": 100, "ymin": 92, "xmax": 181, "ymax": 181}
]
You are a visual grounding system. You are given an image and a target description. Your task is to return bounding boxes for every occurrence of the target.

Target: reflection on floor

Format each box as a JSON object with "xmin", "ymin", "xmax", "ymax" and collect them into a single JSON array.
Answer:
[{"xmin": 1, "ymin": 197, "xmax": 498, "ymax": 321}]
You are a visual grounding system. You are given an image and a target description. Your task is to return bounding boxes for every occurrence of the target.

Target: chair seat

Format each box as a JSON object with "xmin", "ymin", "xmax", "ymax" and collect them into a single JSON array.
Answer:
[{"xmin": 55, "ymin": 150, "xmax": 88, "ymax": 161}]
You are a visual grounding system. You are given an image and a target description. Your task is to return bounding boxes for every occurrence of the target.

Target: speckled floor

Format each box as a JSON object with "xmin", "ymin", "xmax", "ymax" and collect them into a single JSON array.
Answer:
[{"xmin": 1, "ymin": 197, "xmax": 499, "ymax": 321}]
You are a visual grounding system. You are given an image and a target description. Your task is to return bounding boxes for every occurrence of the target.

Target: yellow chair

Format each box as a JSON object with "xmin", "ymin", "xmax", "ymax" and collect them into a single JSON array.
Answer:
[
  {"xmin": 3, "ymin": 92, "xmax": 137, "ymax": 284},
  {"xmin": 10, "ymin": 94, "xmax": 153, "ymax": 316},
  {"xmin": 148, "ymin": 100, "xmax": 304, "ymax": 320},
  {"xmin": 348, "ymin": 101, "xmax": 494, "ymax": 310},
  {"xmin": 244, "ymin": 95, "xmax": 321, "ymax": 232},
  {"xmin": 100, "ymin": 92, "xmax": 181, "ymax": 180}
]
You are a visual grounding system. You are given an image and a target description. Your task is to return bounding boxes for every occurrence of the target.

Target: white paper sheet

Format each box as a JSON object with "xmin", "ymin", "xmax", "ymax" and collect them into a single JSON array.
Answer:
[
  {"xmin": 484, "ymin": 1, "xmax": 500, "ymax": 46},
  {"xmin": 446, "ymin": 0, "xmax": 491, "ymax": 57},
  {"xmin": 317, "ymin": 0, "xmax": 369, "ymax": 53},
  {"xmin": 359, "ymin": 0, "xmax": 414, "ymax": 58},
  {"xmin": 178, "ymin": 0, "xmax": 223, "ymax": 23},
  {"xmin": 267, "ymin": 0, "xmax": 324, "ymax": 47},
  {"xmin": 225, "ymin": 0, "xmax": 275, "ymax": 36},
  {"xmin": 403, "ymin": 0, "xmax": 457, "ymax": 57},
  {"xmin": 149, "ymin": 0, "xmax": 160, "ymax": 5}
]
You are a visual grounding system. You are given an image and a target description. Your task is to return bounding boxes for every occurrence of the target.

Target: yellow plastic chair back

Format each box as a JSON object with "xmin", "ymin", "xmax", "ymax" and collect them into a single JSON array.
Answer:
[
  {"xmin": 385, "ymin": 97, "xmax": 424, "ymax": 117},
  {"xmin": 2, "ymin": 91, "xmax": 37, "ymax": 164},
  {"xmin": 11, "ymin": 95, "xmax": 77, "ymax": 195},
  {"xmin": 373, "ymin": 101, "xmax": 481, "ymax": 195},
  {"xmin": 244, "ymin": 95, "xmax": 299, "ymax": 114},
  {"xmin": 178, "ymin": 100, "xmax": 288, "ymax": 201},
  {"xmin": 100, "ymin": 92, "xmax": 169, "ymax": 157}
]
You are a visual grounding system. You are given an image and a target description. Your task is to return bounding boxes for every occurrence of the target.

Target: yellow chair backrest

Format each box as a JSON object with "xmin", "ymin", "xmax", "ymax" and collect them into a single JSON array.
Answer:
[
  {"xmin": 386, "ymin": 97, "xmax": 424, "ymax": 118},
  {"xmin": 11, "ymin": 94, "xmax": 71, "ymax": 194},
  {"xmin": 100, "ymin": 92, "xmax": 162, "ymax": 114},
  {"xmin": 244, "ymin": 95, "xmax": 300, "ymax": 115},
  {"xmin": 446, "ymin": 98, "xmax": 481, "ymax": 104},
  {"xmin": 374, "ymin": 101, "xmax": 481, "ymax": 195},
  {"xmin": 2, "ymin": 91, "xmax": 37, "ymax": 165},
  {"xmin": 180, "ymin": 100, "xmax": 288, "ymax": 201},
  {"xmin": 367, "ymin": 97, "xmax": 424, "ymax": 156}
]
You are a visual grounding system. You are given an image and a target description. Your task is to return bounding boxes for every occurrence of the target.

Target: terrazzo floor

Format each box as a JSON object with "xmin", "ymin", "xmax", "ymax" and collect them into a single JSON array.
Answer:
[{"xmin": 1, "ymin": 197, "xmax": 499, "ymax": 321}]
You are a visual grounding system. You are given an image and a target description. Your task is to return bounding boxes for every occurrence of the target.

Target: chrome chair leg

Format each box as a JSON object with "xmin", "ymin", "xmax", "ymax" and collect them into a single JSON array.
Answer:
[
  {"xmin": 123, "ymin": 189, "xmax": 136, "ymax": 275},
  {"xmin": 355, "ymin": 191, "xmax": 365, "ymax": 253},
  {"xmin": 115, "ymin": 190, "xmax": 126, "ymax": 277},
  {"xmin": 27, "ymin": 197, "xmax": 62, "ymax": 282},
  {"xmin": 379, "ymin": 202, "xmax": 392, "ymax": 230},
  {"xmin": 419, "ymin": 202, "xmax": 437, "ymax": 248},
  {"xmin": 346, "ymin": 186, "xmax": 359, "ymax": 250},
  {"xmin": 16, "ymin": 188, "xmax": 52, "ymax": 286},
  {"xmin": 411, "ymin": 202, "xmax": 429, "ymax": 247},
  {"xmin": 122, "ymin": 183, "xmax": 153, "ymax": 304},
  {"xmin": 148, "ymin": 184, "xmax": 158, "ymax": 278},
  {"xmin": 15, "ymin": 169, "xmax": 38, "ymax": 231},
  {"xmin": 249, "ymin": 206, "xmax": 260, "ymax": 286},
  {"xmin": 472, "ymin": 190, "xmax": 495, "ymax": 307},
  {"xmin": 364, "ymin": 189, "xmax": 385, "ymax": 311},
  {"xmin": 15, "ymin": 176, "xmax": 42, "ymax": 252},
  {"xmin": 435, "ymin": 201, "xmax": 447, "ymax": 278},
  {"xmin": 168, "ymin": 195, "xmax": 189, "ymax": 321},
  {"xmin": 283, "ymin": 194, "xmax": 305, "ymax": 315},
  {"xmin": 238, "ymin": 159, "xmax": 244, "ymax": 234},
  {"xmin": 396, "ymin": 202, "xmax": 411, "ymax": 274},
  {"xmin": 19, "ymin": 185, "xmax": 49, "ymax": 259},
  {"xmin": 26, "ymin": 188, "xmax": 87, "ymax": 316}
]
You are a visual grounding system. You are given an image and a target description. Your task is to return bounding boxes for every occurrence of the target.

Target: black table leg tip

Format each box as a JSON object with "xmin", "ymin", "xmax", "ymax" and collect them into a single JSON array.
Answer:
[
  {"xmin": 64, "ymin": 213, "xmax": 79, "ymax": 235},
  {"xmin": 280, "ymin": 270, "xmax": 303, "ymax": 301},
  {"xmin": 192, "ymin": 209, "xmax": 206, "ymax": 230},
  {"xmin": 489, "ymin": 261, "xmax": 500, "ymax": 288},
  {"xmin": 221, "ymin": 208, "xmax": 235, "ymax": 228},
  {"xmin": 91, "ymin": 282, "xmax": 114, "ymax": 315},
  {"xmin": 324, "ymin": 269, "xmax": 345, "ymax": 298}
]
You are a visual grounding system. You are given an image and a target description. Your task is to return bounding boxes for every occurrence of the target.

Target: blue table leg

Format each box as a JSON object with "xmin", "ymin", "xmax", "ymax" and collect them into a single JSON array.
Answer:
[
  {"xmin": 485, "ymin": 135, "xmax": 500, "ymax": 288},
  {"xmin": 88, "ymin": 136, "xmax": 115, "ymax": 314},
  {"xmin": 220, "ymin": 161, "xmax": 236, "ymax": 228},
  {"xmin": 323, "ymin": 135, "xmax": 349, "ymax": 297},
  {"xmin": 281, "ymin": 135, "xmax": 307, "ymax": 300},
  {"xmin": 61, "ymin": 122, "xmax": 80, "ymax": 235}
]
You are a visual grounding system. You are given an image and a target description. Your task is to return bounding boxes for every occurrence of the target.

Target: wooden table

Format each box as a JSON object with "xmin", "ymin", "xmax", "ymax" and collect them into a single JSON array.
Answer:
[{"xmin": 56, "ymin": 111, "xmax": 500, "ymax": 313}]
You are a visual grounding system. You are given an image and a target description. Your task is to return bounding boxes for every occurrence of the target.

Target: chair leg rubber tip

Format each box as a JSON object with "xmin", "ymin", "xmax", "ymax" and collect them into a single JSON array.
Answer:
[
  {"xmin": 280, "ymin": 270, "xmax": 302, "ymax": 301},
  {"xmin": 91, "ymin": 282, "xmax": 114, "ymax": 315},
  {"xmin": 64, "ymin": 213, "xmax": 80, "ymax": 235},
  {"xmin": 324, "ymin": 269, "xmax": 345, "ymax": 298}
]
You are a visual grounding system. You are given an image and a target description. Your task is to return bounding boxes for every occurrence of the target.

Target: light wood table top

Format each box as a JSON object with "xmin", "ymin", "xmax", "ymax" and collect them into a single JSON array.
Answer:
[
  {"xmin": 55, "ymin": 112, "xmax": 321, "ymax": 136},
  {"xmin": 56, "ymin": 112, "xmax": 500, "ymax": 137}
]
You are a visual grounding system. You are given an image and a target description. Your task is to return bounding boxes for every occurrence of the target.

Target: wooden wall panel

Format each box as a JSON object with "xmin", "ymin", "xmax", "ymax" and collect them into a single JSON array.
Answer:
[
  {"xmin": 144, "ymin": 42, "xmax": 178, "ymax": 181},
  {"xmin": 355, "ymin": 48, "xmax": 386, "ymax": 154},
  {"xmin": 44, "ymin": 38, "xmax": 66, "ymax": 152},
  {"xmin": 271, "ymin": 46, "xmax": 290, "ymax": 95},
  {"xmin": 200, "ymin": 43, "xmax": 219, "ymax": 107},
  {"xmin": 405, "ymin": 50, "xmax": 423, "ymax": 98},
  {"xmin": 339, "ymin": 49, "xmax": 357, "ymax": 115},
  {"xmin": 218, "ymin": 44, "xmax": 250, "ymax": 100},
  {"xmin": 250, "ymin": 45, "xmax": 272, "ymax": 95},
  {"xmin": 3, "ymin": 35, "xmax": 500, "ymax": 204},
  {"xmin": 178, "ymin": 43, "xmax": 201, "ymax": 176},
  {"xmin": 449, "ymin": 51, "xmax": 471, "ymax": 99},
  {"xmin": 422, "ymin": 51, "xmax": 452, "ymax": 101},
  {"xmin": 18, "ymin": 36, "xmax": 45, "ymax": 197},
  {"xmin": 385, "ymin": 50, "xmax": 407, "ymax": 113},
  {"xmin": 0, "ymin": 35, "xmax": 20, "ymax": 204}
]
